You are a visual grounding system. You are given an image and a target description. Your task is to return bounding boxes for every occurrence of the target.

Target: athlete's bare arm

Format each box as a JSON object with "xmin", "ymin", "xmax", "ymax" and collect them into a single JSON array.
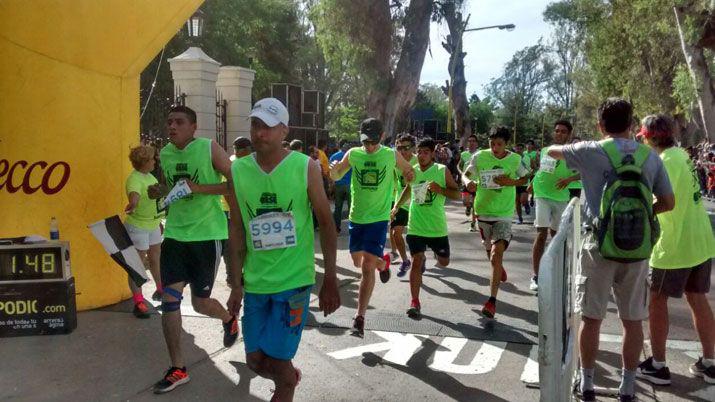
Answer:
[
  {"xmin": 307, "ymin": 159, "xmax": 341, "ymax": 316},
  {"xmin": 330, "ymin": 149, "xmax": 352, "ymax": 181},
  {"xmin": 226, "ymin": 190, "xmax": 245, "ymax": 315}
]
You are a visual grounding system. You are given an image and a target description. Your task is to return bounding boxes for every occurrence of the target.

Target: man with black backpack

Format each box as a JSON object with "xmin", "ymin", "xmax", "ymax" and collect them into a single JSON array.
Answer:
[{"xmin": 548, "ymin": 98, "xmax": 675, "ymax": 402}]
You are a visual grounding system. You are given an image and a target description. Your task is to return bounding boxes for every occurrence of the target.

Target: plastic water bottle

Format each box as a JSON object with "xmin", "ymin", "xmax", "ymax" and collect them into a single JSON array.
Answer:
[{"xmin": 49, "ymin": 217, "xmax": 59, "ymax": 240}]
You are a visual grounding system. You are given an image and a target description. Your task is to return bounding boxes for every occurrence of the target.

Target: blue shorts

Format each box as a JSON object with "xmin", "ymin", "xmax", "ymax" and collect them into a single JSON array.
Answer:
[
  {"xmin": 242, "ymin": 285, "xmax": 312, "ymax": 360},
  {"xmin": 348, "ymin": 220, "xmax": 389, "ymax": 257}
]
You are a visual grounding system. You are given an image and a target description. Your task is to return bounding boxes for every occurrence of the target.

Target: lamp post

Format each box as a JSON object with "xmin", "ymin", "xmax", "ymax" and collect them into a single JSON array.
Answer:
[
  {"xmin": 446, "ymin": 22, "xmax": 515, "ymax": 137},
  {"xmin": 186, "ymin": 9, "xmax": 205, "ymax": 43}
]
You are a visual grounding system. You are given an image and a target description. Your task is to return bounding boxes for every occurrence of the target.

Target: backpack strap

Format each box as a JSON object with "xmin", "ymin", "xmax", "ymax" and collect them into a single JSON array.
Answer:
[
  {"xmin": 600, "ymin": 139, "xmax": 623, "ymax": 169},
  {"xmin": 600, "ymin": 139, "xmax": 650, "ymax": 168}
]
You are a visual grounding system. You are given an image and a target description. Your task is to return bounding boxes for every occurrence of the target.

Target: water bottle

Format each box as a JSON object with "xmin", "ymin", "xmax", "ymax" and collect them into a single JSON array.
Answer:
[{"xmin": 49, "ymin": 217, "xmax": 59, "ymax": 240}]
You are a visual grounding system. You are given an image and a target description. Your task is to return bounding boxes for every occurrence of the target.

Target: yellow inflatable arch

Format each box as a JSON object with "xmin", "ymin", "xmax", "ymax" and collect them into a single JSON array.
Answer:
[{"xmin": 0, "ymin": 0, "xmax": 203, "ymax": 310}]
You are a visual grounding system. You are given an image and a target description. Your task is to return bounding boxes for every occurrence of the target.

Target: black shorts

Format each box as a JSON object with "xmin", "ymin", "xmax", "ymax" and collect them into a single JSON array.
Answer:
[
  {"xmin": 390, "ymin": 208, "xmax": 409, "ymax": 228},
  {"xmin": 650, "ymin": 259, "xmax": 711, "ymax": 298},
  {"xmin": 516, "ymin": 186, "xmax": 528, "ymax": 194},
  {"xmin": 569, "ymin": 188, "xmax": 582, "ymax": 199},
  {"xmin": 161, "ymin": 238, "xmax": 223, "ymax": 298},
  {"xmin": 406, "ymin": 235, "xmax": 450, "ymax": 258}
]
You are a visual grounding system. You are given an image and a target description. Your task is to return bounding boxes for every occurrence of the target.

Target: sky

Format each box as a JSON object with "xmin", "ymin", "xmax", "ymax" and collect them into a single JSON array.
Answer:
[{"xmin": 420, "ymin": 0, "xmax": 554, "ymax": 99}]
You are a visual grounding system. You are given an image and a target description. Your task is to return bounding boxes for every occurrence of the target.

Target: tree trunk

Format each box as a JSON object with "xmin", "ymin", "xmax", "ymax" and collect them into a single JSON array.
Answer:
[
  {"xmin": 674, "ymin": 5, "xmax": 715, "ymax": 142},
  {"xmin": 364, "ymin": 0, "xmax": 393, "ymax": 123},
  {"xmin": 441, "ymin": 4, "xmax": 471, "ymax": 146},
  {"xmin": 381, "ymin": 0, "xmax": 433, "ymax": 141}
]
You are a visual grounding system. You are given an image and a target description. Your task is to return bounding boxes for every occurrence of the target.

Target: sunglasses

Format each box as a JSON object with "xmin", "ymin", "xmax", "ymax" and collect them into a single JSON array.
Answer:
[{"xmin": 397, "ymin": 145, "xmax": 414, "ymax": 151}]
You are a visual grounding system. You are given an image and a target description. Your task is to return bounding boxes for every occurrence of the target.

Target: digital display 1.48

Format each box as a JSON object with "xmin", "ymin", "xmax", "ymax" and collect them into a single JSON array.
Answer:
[{"xmin": 0, "ymin": 248, "xmax": 63, "ymax": 281}]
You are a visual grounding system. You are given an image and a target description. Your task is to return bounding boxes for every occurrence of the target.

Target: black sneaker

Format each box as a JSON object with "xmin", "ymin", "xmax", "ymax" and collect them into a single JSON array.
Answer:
[
  {"xmin": 407, "ymin": 305, "xmax": 421, "ymax": 319},
  {"xmin": 690, "ymin": 357, "xmax": 715, "ymax": 384},
  {"xmin": 578, "ymin": 389, "xmax": 595, "ymax": 402},
  {"xmin": 223, "ymin": 315, "xmax": 239, "ymax": 347},
  {"xmin": 153, "ymin": 367, "xmax": 189, "ymax": 394},
  {"xmin": 133, "ymin": 301, "xmax": 150, "ymax": 319},
  {"xmin": 636, "ymin": 356, "xmax": 671, "ymax": 385},
  {"xmin": 469, "ymin": 221, "xmax": 477, "ymax": 232},
  {"xmin": 618, "ymin": 394, "xmax": 636, "ymax": 402},
  {"xmin": 152, "ymin": 290, "xmax": 162, "ymax": 301},
  {"xmin": 352, "ymin": 315, "xmax": 365, "ymax": 337}
]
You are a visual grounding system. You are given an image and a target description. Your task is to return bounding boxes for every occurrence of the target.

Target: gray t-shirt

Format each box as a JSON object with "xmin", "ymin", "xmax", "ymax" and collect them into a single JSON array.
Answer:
[{"xmin": 562, "ymin": 138, "xmax": 673, "ymax": 223}]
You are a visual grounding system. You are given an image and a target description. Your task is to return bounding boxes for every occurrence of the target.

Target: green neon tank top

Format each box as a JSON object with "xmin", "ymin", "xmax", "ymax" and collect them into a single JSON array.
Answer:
[
  {"xmin": 473, "ymin": 150, "xmax": 522, "ymax": 218},
  {"xmin": 160, "ymin": 138, "xmax": 227, "ymax": 241},
  {"xmin": 532, "ymin": 148, "xmax": 572, "ymax": 202},
  {"xmin": 348, "ymin": 146, "xmax": 396, "ymax": 223},
  {"xmin": 650, "ymin": 147, "xmax": 715, "ymax": 269},
  {"xmin": 232, "ymin": 151, "xmax": 315, "ymax": 293},
  {"xmin": 407, "ymin": 163, "xmax": 448, "ymax": 237}
]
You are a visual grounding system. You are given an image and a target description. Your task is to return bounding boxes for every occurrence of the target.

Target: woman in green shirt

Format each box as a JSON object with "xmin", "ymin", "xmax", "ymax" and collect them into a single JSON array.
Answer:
[{"xmin": 124, "ymin": 145, "xmax": 164, "ymax": 318}]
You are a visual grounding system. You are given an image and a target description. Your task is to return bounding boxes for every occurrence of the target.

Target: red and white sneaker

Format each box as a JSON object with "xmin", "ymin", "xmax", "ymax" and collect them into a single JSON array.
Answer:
[
  {"xmin": 153, "ymin": 367, "xmax": 190, "ymax": 394},
  {"xmin": 379, "ymin": 253, "xmax": 391, "ymax": 283}
]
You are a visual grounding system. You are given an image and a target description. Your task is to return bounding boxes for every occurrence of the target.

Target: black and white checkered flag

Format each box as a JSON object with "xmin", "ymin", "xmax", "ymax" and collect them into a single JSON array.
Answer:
[{"xmin": 88, "ymin": 215, "xmax": 148, "ymax": 287}]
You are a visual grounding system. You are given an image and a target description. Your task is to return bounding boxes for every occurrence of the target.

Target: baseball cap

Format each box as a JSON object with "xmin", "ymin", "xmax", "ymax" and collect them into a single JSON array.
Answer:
[
  {"xmin": 233, "ymin": 136, "xmax": 251, "ymax": 149},
  {"xmin": 359, "ymin": 118, "xmax": 383, "ymax": 143},
  {"xmin": 249, "ymin": 98, "xmax": 289, "ymax": 127}
]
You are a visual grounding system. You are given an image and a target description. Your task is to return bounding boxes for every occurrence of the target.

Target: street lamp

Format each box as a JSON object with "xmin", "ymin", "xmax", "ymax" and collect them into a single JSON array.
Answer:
[
  {"xmin": 446, "ymin": 22, "xmax": 515, "ymax": 138},
  {"xmin": 186, "ymin": 9, "xmax": 205, "ymax": 39}
]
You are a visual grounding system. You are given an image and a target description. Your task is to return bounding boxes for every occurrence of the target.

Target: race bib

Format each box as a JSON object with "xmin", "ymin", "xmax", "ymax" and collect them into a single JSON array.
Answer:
[
  {"xmin": 479, "ymin": 169, "xmax": 504, "ymax": 189},
  {"xmin": 162, "ymin": 180, "xmax": 192, "ymax": 208},
  {"xmin": 412, "ymin": 182, "xmax": 430, "ymax": 204},
  {"xmin": 540, "ymin": 156, "xmax": 557, "ymax": 173},
  {"xmin": 249, "ymin": 212, "xmax": 297, "ymax": 251}
]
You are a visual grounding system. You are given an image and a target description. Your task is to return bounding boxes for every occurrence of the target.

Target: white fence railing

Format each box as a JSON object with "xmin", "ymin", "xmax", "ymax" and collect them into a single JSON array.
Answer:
[{"xmin": 538, "ymin": 197, "xmax": 581, "ymax": 402}]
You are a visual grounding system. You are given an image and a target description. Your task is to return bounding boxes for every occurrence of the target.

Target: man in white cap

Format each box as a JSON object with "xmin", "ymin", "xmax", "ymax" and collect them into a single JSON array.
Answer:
[{"xmin": 226, "ymin": 98, "xmax": 340, "ymax": 402}]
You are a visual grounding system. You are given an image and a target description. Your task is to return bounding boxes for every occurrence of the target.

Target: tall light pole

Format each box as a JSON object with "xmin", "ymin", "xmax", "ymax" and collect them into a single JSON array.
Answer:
[{"xmin": 446, "ymin": 23, "xmax": 515, "ymax": 137}]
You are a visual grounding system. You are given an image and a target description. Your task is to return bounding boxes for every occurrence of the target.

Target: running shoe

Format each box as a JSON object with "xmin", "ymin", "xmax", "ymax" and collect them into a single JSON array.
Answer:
[
  {"xmin": 529, "ymin": 276, "xmax": 538, "ymax": 291},
  {"xmin": 636, "ymin": 357, "xmax": 671, "ymax": 385},
  {"xmin": 352, "ymin": 315, "xmax": 365, "ymax": 337},
  {"xmin": 481, "ymin": 300, "xmax": 496, "ymax": 318},
  {"xmin": 578, "ymin": 389, "xmax": 595, "ymax": 402},
  {"xmin": 690, "ymin": 357, "xmax": 715, "ymax": 384},
  {"xmin": 465, "ymin": 205, "xmax": 472, "ymax": 216},
  {"xmin": 390, "ymin": 250, "xmax": 399, "ymax": 261},
  {"xmin": 223, "ymin": 315, "xmax": 239, "ymax": 347},
  {"xmin": 133, "ymin": 301, "xmax": 150, "ymax": 319},
  {"xmin": 153, "ymin": 367, "xmax": 190, "ymax": 394},
  {"xmin": 501, "ymin": 267, "xmax": 508, "ymax": 282},
  {"xmin": 396, "ymin": 260, "xmax": 411, "ymax": 278},
  {"xmin": 379, "ymin": 254, "xmax": 391, "ymax": 283},
  {"xmin": 617, "ymin": 394, "xmax": 636, "ymax": 402},
  {"xmin": 407, "ymin": 305, "xmax": 421, "ymax": 319},
  {"xmin": 151, "ymin": 290, "xmax": 163, "ymax": 302},
  {"xmin": 469, "ymin": 221, "xmax": 477, "ymax": 232},
  {"xmin": 524, "ymin": 204, "xmax": 531, "ymax": 215}
]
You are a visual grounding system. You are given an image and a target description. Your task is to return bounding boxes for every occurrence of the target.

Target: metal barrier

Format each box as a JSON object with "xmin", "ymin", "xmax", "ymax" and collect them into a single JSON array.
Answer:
[{"xmin": 538, "ymin": 197, "xmax": 581, "ymax": 402}]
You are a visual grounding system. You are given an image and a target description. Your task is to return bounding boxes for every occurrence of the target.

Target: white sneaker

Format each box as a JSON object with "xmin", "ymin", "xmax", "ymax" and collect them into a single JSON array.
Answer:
[{"xmin": 529, "ymin": 276, "xmax": 538, "ymax": 291}]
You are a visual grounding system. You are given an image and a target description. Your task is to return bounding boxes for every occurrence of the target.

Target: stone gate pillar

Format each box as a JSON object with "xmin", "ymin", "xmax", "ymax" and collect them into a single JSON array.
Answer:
[{"xmin": 216, "ymin": 66, "xmax": 255, "ymax": 145}]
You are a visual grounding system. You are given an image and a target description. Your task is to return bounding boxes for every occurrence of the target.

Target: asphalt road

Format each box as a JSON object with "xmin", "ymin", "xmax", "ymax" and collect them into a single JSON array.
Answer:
[{"xmin": 0, "ymin": 200, "xmax": 713, "ymax": 401}]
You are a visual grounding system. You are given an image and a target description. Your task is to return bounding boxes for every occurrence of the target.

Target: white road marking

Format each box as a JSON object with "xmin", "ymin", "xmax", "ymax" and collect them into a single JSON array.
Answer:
[
  {"xmin": 429, "ymin": 337, "xmax": 506, "ymax": 374},
  {"xmin": 327, "ymin": 331, "xmax": 427, "ymax": 366},
  {"xmin": 520, "ymin": 345, "xmax": 539, "ymax": 384}
]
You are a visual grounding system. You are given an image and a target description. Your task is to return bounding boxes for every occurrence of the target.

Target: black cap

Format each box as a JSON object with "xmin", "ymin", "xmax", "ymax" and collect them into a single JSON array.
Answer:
[
  {"xmin": 233, "ymin": 136, "xmax": 251, "ymax": 149},
  {"xmin": 359, "ymin": 118, "xmax": 383, "ymax": 143}
]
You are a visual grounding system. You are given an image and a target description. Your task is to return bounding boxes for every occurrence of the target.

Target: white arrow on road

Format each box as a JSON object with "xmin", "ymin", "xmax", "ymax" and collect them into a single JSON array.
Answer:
[{"xmin": 327, "ymin": 331, "xmax": 426, "ymax": 366}]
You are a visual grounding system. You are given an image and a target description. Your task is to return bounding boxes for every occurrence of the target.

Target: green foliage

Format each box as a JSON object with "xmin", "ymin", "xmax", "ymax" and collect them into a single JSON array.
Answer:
[
  {"xmin": 672, "ymin": 64, "xmax": 699, "ymax": 119},
  {"xmin": 330, "ymin": 104, "xmax": 365, "ymax": 140}
]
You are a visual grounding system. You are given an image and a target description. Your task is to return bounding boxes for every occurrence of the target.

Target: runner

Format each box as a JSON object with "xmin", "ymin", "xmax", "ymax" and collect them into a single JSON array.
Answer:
[
  {"xmin": 392, "ymin": 137, "xmax": 460, "ymax": 319},
  {"xmin": 329, "ymin": 140, "xmax": 352, "ymax": 234},
  {"xmin": 123, "ymin": 144, "xmax": 163, "ymax": 318},
  {"xmin": 462, "ymin": 126, "xmax": 529, "ymax": 319},
  {"xmin": 458, "ymin": 134, "xmax": 479, "ymax": 231},
  {"xmin": 148, "ymin": 105, "xmax": 239, "ymax": 394},
  {"xmin": 390, "ymin": 133, "xmax": 417, "ymax": 277},
  {"xmin": 225, "ymin": 98, "xmax": 340, "ymax": 402},
  {"xmin": 512, "ymin": 143, "xmax": 531, "ymax": 224},
  {"xmin": 330, "ymin": 118, "xmax": 414, "ymax": 336},
  {"xmin": 635, "ymin": 114, "xmax": 715, "ymax": 386},
  {"xmin": 548, "ymin": 98, "xmax": 675, "ymax": 402},
  {"xmin": 528, "ymin": 120, "xmax": 579, "ymax": 291}
]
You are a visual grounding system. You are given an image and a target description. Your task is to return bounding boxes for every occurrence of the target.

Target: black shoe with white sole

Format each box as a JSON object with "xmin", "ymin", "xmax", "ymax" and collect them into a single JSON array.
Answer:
[
  {"xmin": 690, "ymin": 357, "xmax": 715, "ymax": 384},
  {"xmin": 153, "ymin": 367, "xmax": 189, "ymax": 394},
  {"xmin": 636, "ymin": 356, "xmax": 671, "ymax": 385}
]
